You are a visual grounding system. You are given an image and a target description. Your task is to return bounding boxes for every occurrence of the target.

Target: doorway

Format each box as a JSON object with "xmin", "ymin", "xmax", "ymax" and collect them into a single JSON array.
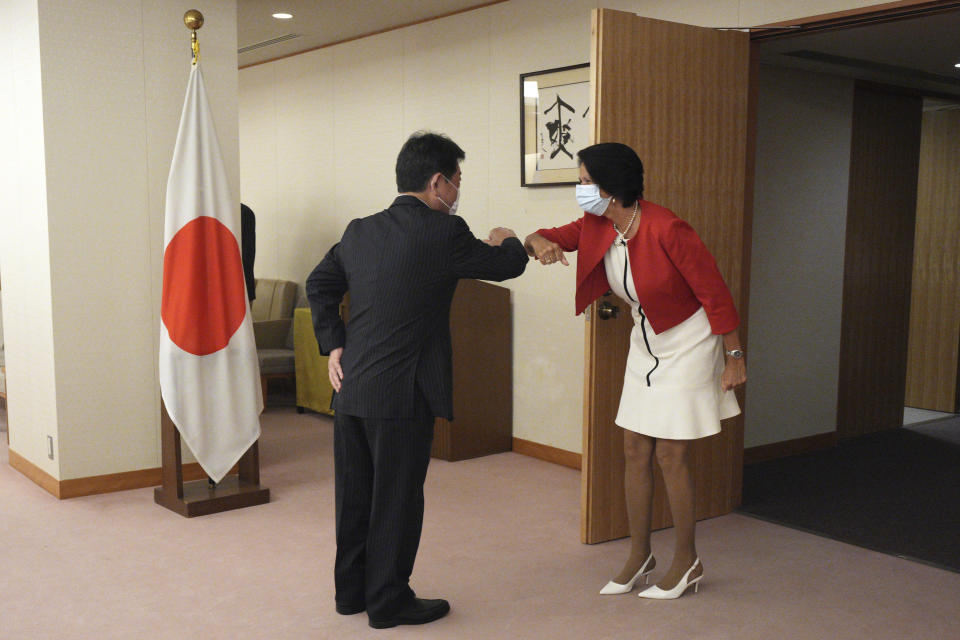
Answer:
[
  {"xmin": 740, "ymin": 5, "xmax": 960, "ymax": 571},
  {"xmin": 747, "ymin": 6, "xmax": 960, "ymax": 448}
]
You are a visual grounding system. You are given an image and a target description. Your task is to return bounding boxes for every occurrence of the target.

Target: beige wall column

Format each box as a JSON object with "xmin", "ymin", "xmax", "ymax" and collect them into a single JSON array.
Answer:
[{"xmin": 0, "ymin": 0, "xmax": 239, "ymax": 492}]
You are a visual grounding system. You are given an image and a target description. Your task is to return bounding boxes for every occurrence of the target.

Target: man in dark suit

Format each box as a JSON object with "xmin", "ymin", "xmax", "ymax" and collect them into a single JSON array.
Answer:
[
  {"xmin": 240, "ymin": 203, "xmax": 256, "ymax": 302},
  {"xmin": 306, "ymin": 131, "xmax": 528, "ymax": 629}
]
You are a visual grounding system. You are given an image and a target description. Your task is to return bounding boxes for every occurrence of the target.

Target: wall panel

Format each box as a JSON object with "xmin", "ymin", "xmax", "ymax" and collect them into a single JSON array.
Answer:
[
  {"xmin": 905, "ymin": 108, "xmax": 960, "ymax": 412},
  {"xmin": 837, "ymin": 84, "xmax": 922, "ymax": 438}
]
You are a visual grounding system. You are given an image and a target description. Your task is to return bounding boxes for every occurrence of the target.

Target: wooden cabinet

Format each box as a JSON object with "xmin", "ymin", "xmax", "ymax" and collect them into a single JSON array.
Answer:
[{"xmin": 432, "ymin": 279, "xmax": 513, "ymax": 461}]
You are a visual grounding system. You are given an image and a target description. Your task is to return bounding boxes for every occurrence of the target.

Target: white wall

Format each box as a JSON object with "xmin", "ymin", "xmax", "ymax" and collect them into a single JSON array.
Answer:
[
  {"xmin": 240, "ymin": 0, "xmax": 605, "ymax": 453},
  {"xmin": 0, "ymin": 0, "xmax": 238, "ymax": 479},
  {"xmin": 745, "ymin": 65, "xmax": 854, "ymax": 448},
  {"xmin": 239, "ymin": 0, "xmax": 900, "ymax": 454}
]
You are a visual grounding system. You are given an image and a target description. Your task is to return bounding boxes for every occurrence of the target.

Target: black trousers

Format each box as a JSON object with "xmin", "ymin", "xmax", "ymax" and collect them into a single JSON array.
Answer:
[{"xmin": 333, "ymin": 394, "xmax": 434, "ymax": 619}]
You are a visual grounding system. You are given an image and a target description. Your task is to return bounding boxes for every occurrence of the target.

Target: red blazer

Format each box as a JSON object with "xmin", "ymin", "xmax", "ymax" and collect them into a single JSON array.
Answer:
[{"xmin": 536, "ymin": 200, "xmax": 739, "ymax": 335}]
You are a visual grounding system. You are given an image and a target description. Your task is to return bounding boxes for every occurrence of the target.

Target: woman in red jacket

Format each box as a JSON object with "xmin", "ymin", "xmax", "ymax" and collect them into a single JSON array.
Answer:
[{"xmin": 525, "ymin": 142, "xmax": 746, "ymax": 600}]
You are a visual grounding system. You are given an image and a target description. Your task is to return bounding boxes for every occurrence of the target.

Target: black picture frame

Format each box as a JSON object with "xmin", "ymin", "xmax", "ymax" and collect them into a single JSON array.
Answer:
[{"xmin": 520, "ymin": 63, "xmax": 590, "ymax": 187}]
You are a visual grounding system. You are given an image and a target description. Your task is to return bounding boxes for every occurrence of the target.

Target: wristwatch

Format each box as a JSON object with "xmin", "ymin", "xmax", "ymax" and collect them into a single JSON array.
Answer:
[{"xmin": 724, "ymin": 348, "xmax": 744, "ymax": 359}]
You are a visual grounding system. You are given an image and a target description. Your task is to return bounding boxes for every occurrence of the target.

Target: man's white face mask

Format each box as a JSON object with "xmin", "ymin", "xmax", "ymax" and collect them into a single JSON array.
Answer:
[{"xmin": 438, "ymin": 174, "xmax": 460, "ymax": 215}]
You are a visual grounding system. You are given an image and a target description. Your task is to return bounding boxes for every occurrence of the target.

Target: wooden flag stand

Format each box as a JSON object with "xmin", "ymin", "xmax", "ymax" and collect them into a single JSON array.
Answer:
[{"xmin": 154, "ymin": 402, "xmax": 270, "ymax": 517}]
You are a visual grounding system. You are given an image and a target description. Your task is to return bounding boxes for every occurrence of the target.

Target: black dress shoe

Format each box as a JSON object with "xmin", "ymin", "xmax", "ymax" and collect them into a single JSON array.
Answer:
[
  {"xmin": 335, "ymin": 602, "xmax": 365, "ymax": 615},
  {"xmin": 368, "ymin": 597, "xmax": 450, "ymax": 629}
]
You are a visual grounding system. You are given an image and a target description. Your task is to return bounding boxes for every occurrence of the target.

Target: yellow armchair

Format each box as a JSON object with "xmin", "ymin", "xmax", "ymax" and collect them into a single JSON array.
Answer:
[{"xmin": 293, "ymin": 307, "xmax": 335, "ymax": 415}]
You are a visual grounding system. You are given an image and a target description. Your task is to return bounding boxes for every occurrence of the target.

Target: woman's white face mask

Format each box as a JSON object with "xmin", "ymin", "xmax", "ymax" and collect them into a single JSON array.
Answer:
[{"xmin": 576, "ymin": 183, "xmax": 611, "ymax": 216}]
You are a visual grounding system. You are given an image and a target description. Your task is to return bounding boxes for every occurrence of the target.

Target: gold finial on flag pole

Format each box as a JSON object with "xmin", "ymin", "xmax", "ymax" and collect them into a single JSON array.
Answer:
[{"xmin": 183, "ymin": 10, "xmax": 204, "ymax": 65}]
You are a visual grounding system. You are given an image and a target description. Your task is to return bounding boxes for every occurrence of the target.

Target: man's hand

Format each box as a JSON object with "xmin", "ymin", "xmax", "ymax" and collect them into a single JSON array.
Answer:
[
  {"xmin": 485, "ymin": 227, "xmax": 518, "ymax": 246},
  {"xmin": 524, "ymin": 232, "xmax": 569, "ymax": 266},
  {"xmin": 328, "ymin": 347, "xmax": 344, "ymax": 392}
]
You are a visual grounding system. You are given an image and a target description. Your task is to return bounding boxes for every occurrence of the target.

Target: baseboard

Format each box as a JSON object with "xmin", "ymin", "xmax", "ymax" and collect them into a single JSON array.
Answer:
[
  {"xmin": 8, "ymin": 449, "xmax": 61, "ymax": 498},
  {"xmin": 8, "ymin": 448, "xmax": 214, "ymax": 499},
  {"xmin": 743, "ymin": 431, "xmax": 838, "ymax": 465},
  {"xmin": 59, "ymin": 463, "xmax": 211, "ymax": 499},
  {"xmin": 512, "ymin": 437, "xmax": 581, "ymax": 470}
]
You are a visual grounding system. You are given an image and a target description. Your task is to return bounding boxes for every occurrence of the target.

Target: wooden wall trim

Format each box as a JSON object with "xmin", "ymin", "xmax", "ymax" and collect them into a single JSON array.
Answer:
[
  {"xmin": 239, "ymin": 0, "xmax": 509, "ymax": 69},
  {"xmin": 513, "ymin": 437, "xmax": 581, "ymax": 470},
  {"xmin": 8, "ymin": 449, "xmax": 211, "ymax": 500},
  {"xmin": 59, "ymin": 464, "xmax": 210, "ymax": 499},
  {"xmin": 743, "ymin": 432, "xmax": 838, "ymax": 465},
  {"xmin": 751, "ymin": 0, "xmax": 960, "ymax": 37},
  {"xmin": 8, "ymin": 449, "xmax": 61, "ymax": 498}
]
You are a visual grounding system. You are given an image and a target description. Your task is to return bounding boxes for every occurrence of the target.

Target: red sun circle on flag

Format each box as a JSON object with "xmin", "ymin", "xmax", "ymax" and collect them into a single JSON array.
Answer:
[{"xmin": 162, "ymin": 216, "xmax": 247, "ymax": 356}]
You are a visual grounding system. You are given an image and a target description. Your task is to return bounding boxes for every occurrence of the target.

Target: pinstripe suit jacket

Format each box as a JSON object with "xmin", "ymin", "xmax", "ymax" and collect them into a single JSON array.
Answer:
[{"xmin": 306, "ymin": 195, "xmax": 528, "ymax": 420}]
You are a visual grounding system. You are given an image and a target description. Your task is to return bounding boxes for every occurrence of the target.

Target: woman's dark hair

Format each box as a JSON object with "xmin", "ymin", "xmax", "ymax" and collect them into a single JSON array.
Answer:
[
  {"xmin": 396, "ymin": 131, "xmax": 465, "ymax": 192},
  {"xmin": 577, "ymin": 142, "xmax": 644, "ymax": 206}
]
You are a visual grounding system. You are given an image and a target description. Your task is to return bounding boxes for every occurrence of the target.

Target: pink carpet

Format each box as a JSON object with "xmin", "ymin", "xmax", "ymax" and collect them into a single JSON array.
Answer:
[{"xmin": 1, "ymin": 406, "xmax": 958, "ymax": 639}]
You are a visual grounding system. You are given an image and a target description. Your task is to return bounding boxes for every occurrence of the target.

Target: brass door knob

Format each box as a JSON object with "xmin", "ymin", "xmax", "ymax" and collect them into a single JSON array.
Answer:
[{"xmin": 597, "ymin": 301, "xmax": 620, "ymax": 320}]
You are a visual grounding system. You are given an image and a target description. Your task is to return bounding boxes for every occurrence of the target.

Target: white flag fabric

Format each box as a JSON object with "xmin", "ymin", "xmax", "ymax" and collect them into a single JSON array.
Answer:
[{"xmin": 159, "ymin": 63, "xmax": 263, "ymax": 483}]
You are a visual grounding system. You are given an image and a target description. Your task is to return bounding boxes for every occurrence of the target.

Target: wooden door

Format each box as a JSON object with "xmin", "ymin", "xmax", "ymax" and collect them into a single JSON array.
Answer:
[{"xmin": 582, "ymin": 10, "xmax": 752, "ymax": 543}]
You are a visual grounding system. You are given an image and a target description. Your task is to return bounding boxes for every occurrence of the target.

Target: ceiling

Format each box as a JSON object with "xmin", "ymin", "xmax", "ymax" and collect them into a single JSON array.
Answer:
[
  {"xmin": 237, "ymin": 1, "xmax": 960, "ymax": 97},
  {"xmin": 757, "ymin": 9, "xmax": 960, "ymax": 97},
  {"xmin": 237, "ymin": 0, "xmax": 497, "ymax": 67}
]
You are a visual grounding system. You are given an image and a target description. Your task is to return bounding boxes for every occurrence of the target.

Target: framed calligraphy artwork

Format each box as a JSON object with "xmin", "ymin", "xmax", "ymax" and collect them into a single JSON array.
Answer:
[{"xmin": 520, "ymin": 63, "xmax": 590, "ymax": 187}]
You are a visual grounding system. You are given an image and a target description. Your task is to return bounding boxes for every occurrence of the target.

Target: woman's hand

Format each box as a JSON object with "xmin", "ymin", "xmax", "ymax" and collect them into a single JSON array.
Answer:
[
  {"xmin": 524, "ymin": 232, "xmax": 569, "ymax": 266},
  {"xmin": 721, "ymin": 358, "xmax": 746, "ymax": 392},
  {"xmin": 720, "ymin": 329, "xmax": 745, "ymax": 391}
]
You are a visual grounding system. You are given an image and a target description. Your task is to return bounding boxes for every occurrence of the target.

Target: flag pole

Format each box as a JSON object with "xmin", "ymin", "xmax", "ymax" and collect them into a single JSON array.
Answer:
[
  {"xmin": 184, "ymin": 10, "xmax": 220, "ymax": 493},
  {"xmin": 184, "ymin": 9, "xmax": 202, "ymax": 65},
  {"xmin": 154, "ymin": 10, "xmax": 269, "ymax": 517},
  {"xmin": 190, "ymin": 11, "xmax": 215, "ymax": 496}
]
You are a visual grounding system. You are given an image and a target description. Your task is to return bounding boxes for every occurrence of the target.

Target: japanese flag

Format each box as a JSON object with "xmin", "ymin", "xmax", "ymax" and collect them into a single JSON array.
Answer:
[{"xmin": 159, "ymin": 63, "xmax": 262, "ymax": 483}]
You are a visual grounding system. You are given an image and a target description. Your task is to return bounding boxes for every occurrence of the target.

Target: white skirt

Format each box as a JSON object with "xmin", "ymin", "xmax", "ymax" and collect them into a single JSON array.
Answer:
[{"xmin": 604, "ymin": 241, "xmax": 740, "ymax": 440}]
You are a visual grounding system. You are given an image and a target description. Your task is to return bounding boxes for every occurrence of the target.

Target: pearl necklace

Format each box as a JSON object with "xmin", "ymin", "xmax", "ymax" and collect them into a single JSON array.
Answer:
[{"xmin": 612, "ymin": 201, "xmax": 640, "ymax": 246}]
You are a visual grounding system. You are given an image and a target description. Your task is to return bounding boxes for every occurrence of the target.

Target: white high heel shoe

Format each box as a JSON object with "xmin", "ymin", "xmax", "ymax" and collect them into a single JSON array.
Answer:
[
  {"xmin": 638, "ymin": 557, "xmax": 702, "ymax": 600},
  {"xmin": 599, "ymin": 553, "xmax": 655, "ymax": 595}
]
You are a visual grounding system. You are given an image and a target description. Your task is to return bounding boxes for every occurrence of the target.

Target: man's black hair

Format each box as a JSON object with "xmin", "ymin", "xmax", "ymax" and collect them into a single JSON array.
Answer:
[{"xmin": 396, "ymin": 131, "xmax": 466, "ymax": 193}]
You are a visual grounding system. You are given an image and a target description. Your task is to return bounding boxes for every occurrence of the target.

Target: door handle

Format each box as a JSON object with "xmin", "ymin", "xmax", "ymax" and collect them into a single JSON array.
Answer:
[{"xmin": 597, "ymin": 300, "xmax": 620, "ymax": 320}]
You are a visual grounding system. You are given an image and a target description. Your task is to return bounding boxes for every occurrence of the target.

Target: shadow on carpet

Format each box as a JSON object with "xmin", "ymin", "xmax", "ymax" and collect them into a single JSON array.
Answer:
[{"xmin": 738, "ymin": 427, "xmax": 960, "ymax": 573}]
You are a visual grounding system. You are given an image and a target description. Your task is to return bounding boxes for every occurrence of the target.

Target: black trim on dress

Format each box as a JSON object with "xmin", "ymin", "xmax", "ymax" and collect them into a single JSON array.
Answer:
[{"xmin": 623, "ymin": 253, "xmax": 659, "ymax": 386}]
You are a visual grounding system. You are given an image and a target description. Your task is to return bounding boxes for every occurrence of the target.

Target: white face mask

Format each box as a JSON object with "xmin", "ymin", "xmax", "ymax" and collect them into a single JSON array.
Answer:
[
  {"xmin": 576, "ymin": 183, "xmax": 611, "ymax": 216},
  {"xmin": 438, "ymin": 174, "xmax": 460, "ymax": 215}
]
